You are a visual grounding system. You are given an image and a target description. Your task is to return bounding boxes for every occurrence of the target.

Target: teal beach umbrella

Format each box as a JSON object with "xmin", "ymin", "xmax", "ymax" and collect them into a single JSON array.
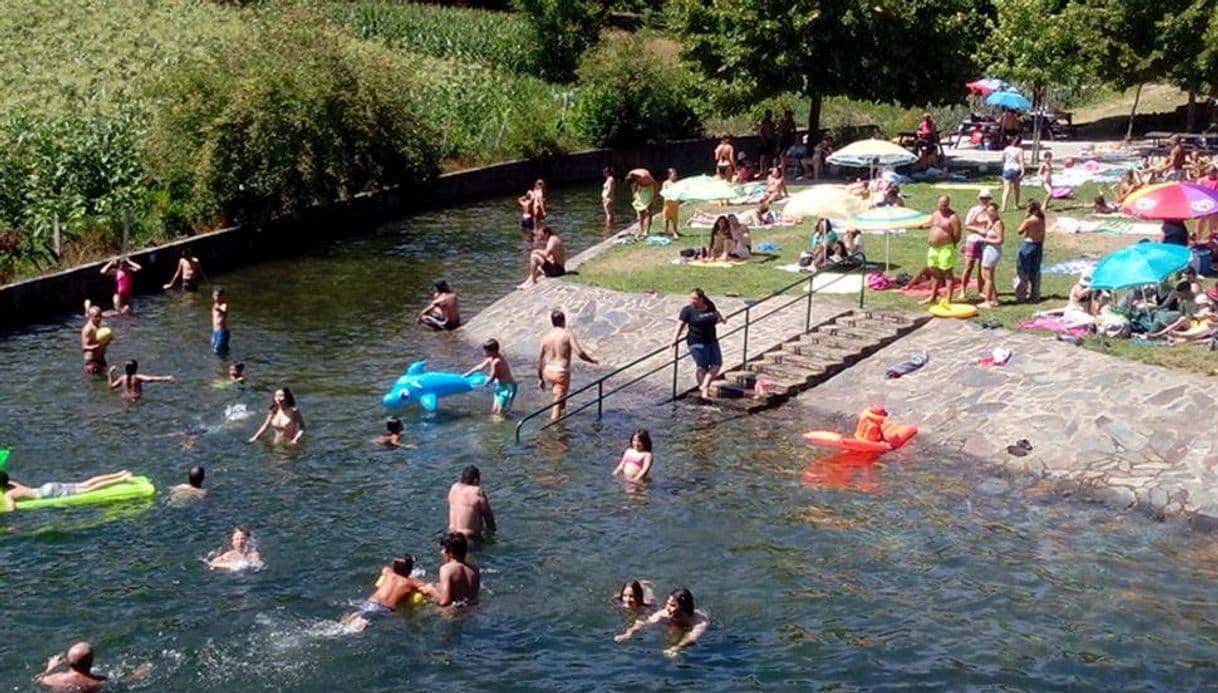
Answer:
[{"xmin": 1089, "ymin": 242, "xmax": 1192, "ymax": 290}]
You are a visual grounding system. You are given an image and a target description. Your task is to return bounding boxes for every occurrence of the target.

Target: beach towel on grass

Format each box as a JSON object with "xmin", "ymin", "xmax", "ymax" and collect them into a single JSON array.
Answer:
[
  {"xmin": 1018, "ymin": 317, "xmax": 1091, "ymax": 336},
  {"xmin": 899, "ymin": 276, "xmax": 980, "ymax": 297}
]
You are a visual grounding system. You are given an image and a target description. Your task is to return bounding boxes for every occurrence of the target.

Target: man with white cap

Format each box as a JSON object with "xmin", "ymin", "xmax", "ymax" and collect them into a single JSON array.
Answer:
[{"xmin": 957, "ymin": 188, "xmax": 993, "ymax": 300}]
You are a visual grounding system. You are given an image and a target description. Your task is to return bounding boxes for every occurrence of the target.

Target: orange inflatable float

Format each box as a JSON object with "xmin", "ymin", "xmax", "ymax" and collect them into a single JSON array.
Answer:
[{"xmin": 802, "ymin": 407, "xmax": 918, "ymax": 453}]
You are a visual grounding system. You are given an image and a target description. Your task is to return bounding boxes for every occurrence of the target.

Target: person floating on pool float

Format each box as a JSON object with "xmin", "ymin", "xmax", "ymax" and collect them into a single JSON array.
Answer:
[
  {"xmin": 375, "ymin": 417, "xmax": 405, "ymax": 448},
  {"xmin": 210, "ymin": 287, "xmax": 230, "ymax": 357},
  {"xmin": 854, "ymin": 407, "xmax": 889, "ymax": 444},
  {"xmin": 464, "ymin": 338, "xmax": 516, "ymax": 415},
  {"xmin": 80, "ymin": 305, "xmax": 109, "ymax": 376},
  {"xmin": 614, "ymin": 587, "xmax": 709, "ymax": 658},
  {"xmin": 419, "ymin": 532, "xmax": 480, "ymax": 607},
  {"xmin": 340, "ymin": 553, "xmax": 427, "ymax": 632},
  {"xmin": 108, "ymin": 359, "xmax": 175, "ymax": 401},
  {"xmin": 416, "ymin": 279, "xmax": 461, "ymax": 331},
  {"xmin": 613, "ymin": 428, "xmax": 654, "ymax": 482},
  {"xmin": 208, "ymin": 526, "xmax": 263, "ymax": 572},
  {"xmin": 248, "ymin": 388, "xmax": 306, "ymax": 445},
  {"xmin": 170, "ymin": 466, "xmax": 206, "ymax": 501},
  {"xmin": 616, "ymin": 580, "xmax": 655, "ymax": 613},
  {"xmin": 1, "ymin": 469, "xmax": 134, "ymax": 512}
]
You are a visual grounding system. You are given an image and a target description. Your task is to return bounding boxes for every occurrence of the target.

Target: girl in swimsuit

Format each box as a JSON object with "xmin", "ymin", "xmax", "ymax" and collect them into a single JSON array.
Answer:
[
  {"xmin": 248, "ymin": 388, "xmax": 306, "ymax": 444},
  {"xmin": 100, "ymin": 257, "xmax": 142, "ymax": 315},
  {"xmin": 613, "ymin": 428, "xmax": 653, "ymax": 482}
]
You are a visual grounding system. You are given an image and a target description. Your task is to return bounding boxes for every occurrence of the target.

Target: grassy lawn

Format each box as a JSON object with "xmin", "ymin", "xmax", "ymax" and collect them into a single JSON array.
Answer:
[{"xmin": 570, "ymin": 179, "xmax": 1218, "ymax": 376}]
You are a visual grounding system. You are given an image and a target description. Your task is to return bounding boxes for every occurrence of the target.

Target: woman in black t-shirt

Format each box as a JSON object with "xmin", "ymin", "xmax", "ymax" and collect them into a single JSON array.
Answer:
[{"xmin": 669, "ymin": 288, "xmax": 727, "ymax": 400}]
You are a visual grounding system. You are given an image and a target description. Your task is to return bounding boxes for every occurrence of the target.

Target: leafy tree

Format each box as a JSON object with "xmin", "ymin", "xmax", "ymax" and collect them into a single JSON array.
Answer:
[
  {"xmin": 668, "ymin": 0, "xmax": 991, "ymax": 135},
  {"xmin": 982, "ymin": 0, "xmax": 1091, "ymax": 106},
  {"xmin": 513, "ymin": 0, "xmax": 606, "ymax": 83}
]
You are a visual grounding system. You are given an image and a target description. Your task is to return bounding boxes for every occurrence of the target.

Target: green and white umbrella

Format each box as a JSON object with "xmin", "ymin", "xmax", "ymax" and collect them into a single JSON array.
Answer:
[{"xmin": 660, "ymin": 175, "xmax": 741, "ymax": 202}]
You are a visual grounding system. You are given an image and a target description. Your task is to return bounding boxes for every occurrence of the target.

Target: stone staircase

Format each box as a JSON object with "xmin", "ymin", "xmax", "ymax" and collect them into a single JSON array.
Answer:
[{"xmin": 698, "ymin": 309, "xmax": 929, "ymax": 412}]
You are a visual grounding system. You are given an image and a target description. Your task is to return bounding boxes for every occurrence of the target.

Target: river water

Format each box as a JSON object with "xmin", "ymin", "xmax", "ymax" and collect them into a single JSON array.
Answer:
[{"xmin": 3, "ymin": 187, "xmax": 1218, "ymax": 690}]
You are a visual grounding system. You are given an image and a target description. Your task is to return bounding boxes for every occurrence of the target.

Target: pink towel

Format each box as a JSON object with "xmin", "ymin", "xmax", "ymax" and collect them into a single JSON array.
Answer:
[{"xmin": 1018, "ymin": 317, "xmax": 1090, "ymax": 336}]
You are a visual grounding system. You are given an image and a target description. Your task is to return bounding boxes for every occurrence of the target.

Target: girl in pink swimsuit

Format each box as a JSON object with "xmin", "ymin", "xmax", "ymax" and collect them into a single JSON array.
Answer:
[
  {"xmin": 100, "ymin": 256, "xmax": 142, "ymax": 315},
  {"xmin": 613, "ymin": 429, "xmax": 654, "ymax": 482}
]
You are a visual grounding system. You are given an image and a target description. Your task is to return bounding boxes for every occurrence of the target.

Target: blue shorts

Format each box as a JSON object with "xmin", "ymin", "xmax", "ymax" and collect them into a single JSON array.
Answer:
[
  {"xmin": 493, "ymin": 381, "xmax": 518, "ymax": 411},
  {"xmin": 211, "ymin": 329, "xmax": 230, "ymax": 356},
  {"xmin": 688, "ymin": 342, "xmax": 723, "ymax": 371},
  {"xmin": 1001, "ymin": 168, "xmax": 1022, "ymax": 182},
  {"xmin": 358, "ymin": 600, "xmax": 393, "ymax": 617}
]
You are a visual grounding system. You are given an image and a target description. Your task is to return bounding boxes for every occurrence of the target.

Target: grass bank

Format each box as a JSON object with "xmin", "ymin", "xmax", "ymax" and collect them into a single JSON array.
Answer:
[{"xmin": 570, "ymin": 180, "xmax": 1216, "ymax": 376}]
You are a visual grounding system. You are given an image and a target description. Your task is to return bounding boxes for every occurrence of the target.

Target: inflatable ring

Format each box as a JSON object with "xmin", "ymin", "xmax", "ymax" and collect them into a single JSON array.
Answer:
[{"xmin": 928, "ymin": 302, "xmax": 979, "ymax": 319}]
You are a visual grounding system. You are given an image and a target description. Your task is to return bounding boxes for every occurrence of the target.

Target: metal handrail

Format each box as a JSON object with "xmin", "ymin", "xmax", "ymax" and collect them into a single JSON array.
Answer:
[{"xmin": 514, "ymin": 252, "xmax": 869, "ymax": 442}]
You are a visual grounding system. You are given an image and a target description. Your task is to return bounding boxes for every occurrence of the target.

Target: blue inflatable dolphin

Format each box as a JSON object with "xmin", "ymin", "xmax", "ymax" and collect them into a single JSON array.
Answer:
[{"xmin": 382, "ymin": 361, "xmax": 489, "ymax": 412}]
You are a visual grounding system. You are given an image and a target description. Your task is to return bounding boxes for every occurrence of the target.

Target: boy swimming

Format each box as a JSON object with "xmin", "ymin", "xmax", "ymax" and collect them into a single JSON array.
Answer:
[
  {"xmin": 170, "ymin": 466, "xmax": 206, "ymax": 500},
  {"xmin": 340, "ymin": 554, "xmax": 426, "ymax": 632},
  {"xmin": 376, "ymin": 417, "xmax": 405, "ymax": 448},
  {"xmin": 464, "ymin": 339, "xmax": 516, "ymax": 415}
]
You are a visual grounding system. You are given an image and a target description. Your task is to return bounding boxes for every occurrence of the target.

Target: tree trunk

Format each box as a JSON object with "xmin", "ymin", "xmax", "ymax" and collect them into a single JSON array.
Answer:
[
  {"xmin": 1125, "ymin": 82, "xmax": 1143, "ymax": 144},
  {"xmin": 1030, "ymin": 83, "xmax": 1042, "ymax": 162},
  {"xmin": 1187, "ymin": 90, "xmax": 1198, "ymax": 132},
  {"xmin": 807, "ymin": 91, "xmax": 824, "ymax": 144}
]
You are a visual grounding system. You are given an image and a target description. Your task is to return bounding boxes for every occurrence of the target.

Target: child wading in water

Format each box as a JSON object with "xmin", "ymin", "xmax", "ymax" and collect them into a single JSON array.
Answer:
[
  {"xmin": 376, "ymin": 417, "xmax": 405, "ymax": 448},
  {"xmin": 613, "ymin": 428, "xmax": 654, "ymax": 481},
  {"xmin": 108, "ymin": 359, "xmax": 175, "ymax": 400},
  {"xmin": 465, "ymin": 339, "xmax": 517, "ymax": 415}
]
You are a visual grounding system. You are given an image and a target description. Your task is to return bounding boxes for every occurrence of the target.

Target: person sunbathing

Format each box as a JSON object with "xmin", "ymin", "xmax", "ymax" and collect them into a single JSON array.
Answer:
[{"xmin": 2, "ymin": 470, "xmax": 134, "ymax": 512}]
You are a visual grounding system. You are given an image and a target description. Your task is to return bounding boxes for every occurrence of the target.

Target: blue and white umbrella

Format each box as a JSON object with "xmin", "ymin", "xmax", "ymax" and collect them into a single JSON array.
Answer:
[{"xmin": 986, "ymin": 90, "xmax": 1032, "ymax": 111}]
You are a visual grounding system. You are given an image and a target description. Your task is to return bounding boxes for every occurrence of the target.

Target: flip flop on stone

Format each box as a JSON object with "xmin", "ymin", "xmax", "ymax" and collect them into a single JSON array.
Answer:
[
  {"xmin": 1016, "ymin": 439, "xmax": 1033, "ymax": 451},
  {"xmin": 1006, "ymin": 445, "xmax": 1029, "ymax": 457}
]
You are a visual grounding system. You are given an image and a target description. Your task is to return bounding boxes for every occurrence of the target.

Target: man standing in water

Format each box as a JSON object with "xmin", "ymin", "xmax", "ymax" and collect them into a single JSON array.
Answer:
[
  {"xmin": 163, "ymin": 248, "xmax": 206, "ymax": 291},
  {"xmin": 81, "ymin": 305, "xmax": 108, "ymax": 376},
  {"xmin": 211, "ymin": 287, "xmax": 230, "ymax": 356},
  {"xmin": 448, "ymin": 465, "xmax": 496, "ymax": 540},
  {"xmin": 421, "ymin": 532, "xmax": 480, "ymax": 607},
  {"xmin": 537, "ymin": 309, "xmax": 599, "ymax": 421},
  {"xmin": 919, "ymin": 195, "xmax": 961, "ymax": 305},
  {"xmin": 35, "ymin": 641, "xmax": 106, "ymax": 690}
]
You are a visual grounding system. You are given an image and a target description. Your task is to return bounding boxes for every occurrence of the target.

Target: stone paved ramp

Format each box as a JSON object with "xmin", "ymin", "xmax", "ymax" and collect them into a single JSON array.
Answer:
[
  {"xmin": 801, "ymin": 319, "xmax": 1218, "ymax": 523},
  {"xmin": 460, "ymin": 279, "xmax": 854, "ymax": 401}
]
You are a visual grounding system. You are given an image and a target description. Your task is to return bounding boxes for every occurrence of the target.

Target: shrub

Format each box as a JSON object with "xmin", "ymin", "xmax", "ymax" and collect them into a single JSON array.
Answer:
[
  {"xmin": 146, "ymin": 12, "xmax": 442, "ymax": 228},
  {"xmin": 571, "ymin": 37, "xmax": 702, "ymax": 147}
]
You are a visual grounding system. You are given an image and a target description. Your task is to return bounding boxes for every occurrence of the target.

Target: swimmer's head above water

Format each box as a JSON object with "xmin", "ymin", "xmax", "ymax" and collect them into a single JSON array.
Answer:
[
  {"xmin": 459, "ymin": 465, "xmax": 480, "ymax": 486},
  {"xmin": 231, "ymin": 526, "xmax": 251, "ymax": 552},
  {"xmin": 619, "ymin": 580, "xmax": 650, "ymax": 608},
  {"xmin": 550, "ymin": 310, "xmax": 565, "ymax": 328},
  {"xmin": 433, "ymin": 279, "xmax": 451, "ymax": 295},
  {"xmin": 392, "ymin": 554, "xmax": 414, "ymax": 577},
  {"xmin": 482, "ymin": 338, "xmax": 500, "ymax": 356},
  {"xmin": 630, "ymin": 428, "xmax": 652, "ymax": 452},
  {"xmin": 124, "ymin": 359, "xmax": 139, "ymax": 377},
  {"xmin": 666, "ymin": 588, "xmax": 695, "ymax": 618},
  {"xmin": 385, "ymin": 417, "xmax": 403, "ymax": 435},
  {"xmin": 229, "ymin": 362, "xmax": 245, "ymax": 380},
  {"xmin": 0, "ymin": 471, "xmax": 11, "ymax": 490},
  {"xmin": 440, "ymin": 532, "xmax": 468, "ymax": 562},
  {"xmin": 66, "ymin": 642, "xmax": 95, "ymax": 673},
  {"xmin": 188, "ymin": 466, "xmax": 205, "ymax": 489}
]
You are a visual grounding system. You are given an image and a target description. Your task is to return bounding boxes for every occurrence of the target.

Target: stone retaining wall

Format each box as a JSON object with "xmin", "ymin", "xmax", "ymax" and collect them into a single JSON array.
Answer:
[{"xmin": 0, "ymin": 133, "xmax": 773, "ymax": 332}]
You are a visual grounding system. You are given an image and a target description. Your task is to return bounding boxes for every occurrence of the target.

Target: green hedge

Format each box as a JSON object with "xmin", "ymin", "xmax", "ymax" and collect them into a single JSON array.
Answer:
[
  {"xmin": 145, "ymin": 12, "xmax": 442, "ymax": 228},
  {"xmin": 571, "ymin": 36, "xmax": 701, "ymax": 147}
]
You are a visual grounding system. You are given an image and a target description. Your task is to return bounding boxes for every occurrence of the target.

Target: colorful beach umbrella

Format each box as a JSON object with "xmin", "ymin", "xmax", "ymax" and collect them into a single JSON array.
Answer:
[
  {"xmin": 966, "ymin": 78, "xmax": 1012, "ymax": 96},
  {"xmin": 826, "ymin": 139, "xmax": 917, "ymax": 168},
  {"xmin": 846, "ymin": 206, "xmax": 932, "ymax": 270},
  {"xmin": 784, "ymin": 185, "xmax": 867, "ymax": 220},
  {"xmin": 1089, "ymin": 242, "xmax": 1193, "ymax": 290},
  {"xmin": 660, "ymin": 174, "xmax": 741, "ymax": 202},
  {"xmin": 986, "ymin": 91, "xmax": 1032, "ymax": 111},
  {"xmin": 1120, "ymin": 182, "xmax": 1218, "ymax": 220}
]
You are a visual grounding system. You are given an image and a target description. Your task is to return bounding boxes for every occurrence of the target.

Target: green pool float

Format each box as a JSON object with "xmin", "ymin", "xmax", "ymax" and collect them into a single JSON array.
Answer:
[
  {"xmin": 14, "ymin": 476, "xmax": 156, "ymax": 511},
  {"xmin": 0, "ymin": 449, "xmax": 8, "ymax": 471}
]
